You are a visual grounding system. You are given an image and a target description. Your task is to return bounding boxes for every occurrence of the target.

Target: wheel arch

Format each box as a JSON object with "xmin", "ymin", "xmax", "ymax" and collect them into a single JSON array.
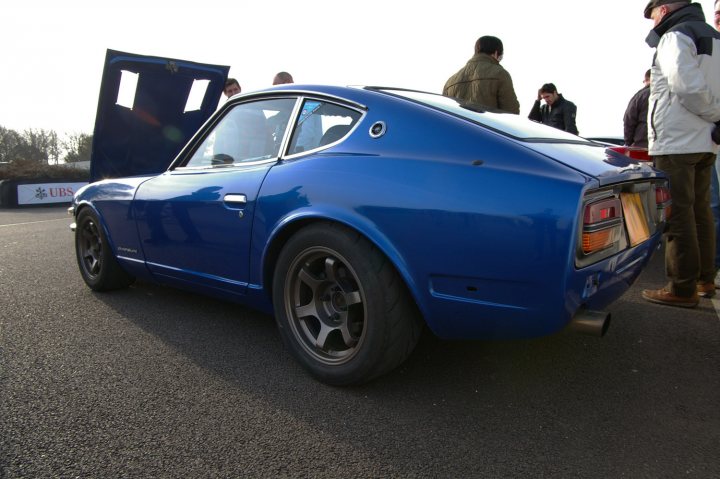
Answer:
[
  {"xmin": 75, "ymin": 201, "xmax": 106, "ymax": 236},
  {"xmin": 260, "ymin": 214, "xmax": 429, "ymax": 325},
  {"xmin": 73, "ymin": 200, "xmax": 136, "ymax": 290},
  {"xmin": 74, "ymin": 201, "xmax": 124, "ymax": 259}
]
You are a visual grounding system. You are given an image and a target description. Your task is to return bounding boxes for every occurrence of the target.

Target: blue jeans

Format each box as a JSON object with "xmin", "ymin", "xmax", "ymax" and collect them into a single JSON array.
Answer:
[{"xmin": 712, "ymin": 152, "xmax": 720, "ymax": 270}]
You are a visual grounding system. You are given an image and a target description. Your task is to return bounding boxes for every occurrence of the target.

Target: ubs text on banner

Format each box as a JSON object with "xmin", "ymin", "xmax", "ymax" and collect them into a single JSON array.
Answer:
[{"xmin": 17, "ymin": 182, "xmax": 88, "ymax": 205}]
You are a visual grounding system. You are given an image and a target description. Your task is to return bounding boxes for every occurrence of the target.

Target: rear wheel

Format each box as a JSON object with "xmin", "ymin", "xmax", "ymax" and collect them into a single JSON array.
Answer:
[
  {"xmin": 75, "ymin": 208, "xmax": 135, "ymax": 291},
  {"xmin": 273, "ymin": 222, "xmax": 421, "ymax": 385}
]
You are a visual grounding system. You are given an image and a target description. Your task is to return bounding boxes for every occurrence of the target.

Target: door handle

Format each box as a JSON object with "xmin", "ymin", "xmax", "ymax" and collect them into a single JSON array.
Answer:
[{"xmin": 223, "ymin": 194, "xmax": 247, "ymax": 205}]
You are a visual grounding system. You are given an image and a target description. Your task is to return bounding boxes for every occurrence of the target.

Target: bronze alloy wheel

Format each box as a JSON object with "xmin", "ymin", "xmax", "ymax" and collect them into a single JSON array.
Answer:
[
  {"xmin": 78, "ymin": 216, "xmax": 103, "ymax": 280},
  {"xmin": 273, "ymin": 222, "xmax": 422, "ymax": 385},
  {"xmin": 74, "ymin": 208, "xmax": 135, "ymax": 291},
  {"xmin": 283, "ymin": 246, "xmax": 367, "ymax": 365}
]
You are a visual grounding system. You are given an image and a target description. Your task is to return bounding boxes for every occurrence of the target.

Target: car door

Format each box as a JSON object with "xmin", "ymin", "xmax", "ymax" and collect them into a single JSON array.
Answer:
[{"xmin": 133, "ymin": 97, "xmax": 298, "ymax": 295}]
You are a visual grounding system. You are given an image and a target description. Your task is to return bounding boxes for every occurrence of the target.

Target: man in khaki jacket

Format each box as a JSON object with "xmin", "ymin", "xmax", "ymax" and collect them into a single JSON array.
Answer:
[{"xmin": 443, "ymin": 36, "xmax": 520, "ymax": 114}]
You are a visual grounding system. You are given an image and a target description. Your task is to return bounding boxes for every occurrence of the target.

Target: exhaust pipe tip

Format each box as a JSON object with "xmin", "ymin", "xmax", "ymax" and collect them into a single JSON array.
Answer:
[{"xmin": 569, "ymin": 309, "xmax": 611, "ymax": 337}]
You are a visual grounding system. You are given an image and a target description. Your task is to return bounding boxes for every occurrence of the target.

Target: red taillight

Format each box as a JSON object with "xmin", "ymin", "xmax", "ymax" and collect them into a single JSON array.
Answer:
[
  {"xmin": 655, "ymin": 186, "xmax": 671, "ymax": 203},
  {"xmin": 608, "ymin": 146, "xmax": 651, "ymax": 161},
  {"xmin": 582, "ymin": 198, "xmax": 623, "ymax": 255},
  {"xmin": 584, "ymin": 199, "xmax": 620, "ymax": 224},
  {"xmin": 655, "ymin": 185, "xmax": 672, "ymax": 221}
]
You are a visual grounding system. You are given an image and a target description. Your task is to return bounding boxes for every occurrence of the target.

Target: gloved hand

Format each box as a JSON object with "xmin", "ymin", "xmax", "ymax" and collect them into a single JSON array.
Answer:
[{"xmin": 712, "ymin": 121, "xmax": 720, "ymax": 144}]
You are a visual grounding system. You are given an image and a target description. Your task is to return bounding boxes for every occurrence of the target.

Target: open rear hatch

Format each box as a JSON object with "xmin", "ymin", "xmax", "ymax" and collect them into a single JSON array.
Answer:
[{"xmin": 90, "ymin": 49, "xmax": 229, "ymax": 182}]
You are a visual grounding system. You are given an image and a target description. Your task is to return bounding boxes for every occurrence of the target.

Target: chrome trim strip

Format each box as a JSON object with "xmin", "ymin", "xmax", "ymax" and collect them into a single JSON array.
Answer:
[
  {"xmin": 174, "ymin": 156, "xmax": 278, "ymax": 171},
  {"xmin": 277, "ymin": 97, "xmax": 305, "ymax": 157},
  {"xmin": 236, "ymin": 90, "xmax": 367, "ymax": 111}
]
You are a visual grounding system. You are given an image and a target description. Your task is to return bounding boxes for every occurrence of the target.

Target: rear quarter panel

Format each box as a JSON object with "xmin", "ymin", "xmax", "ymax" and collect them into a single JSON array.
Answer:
[{"xmin": 254, "ymin": 97, "xmax": 590, "ymax": 339}]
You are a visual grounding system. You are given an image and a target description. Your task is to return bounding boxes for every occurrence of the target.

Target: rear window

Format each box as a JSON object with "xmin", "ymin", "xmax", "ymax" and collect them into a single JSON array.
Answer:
[
  {"xmin": 377, "ymin": 88, "xmax": 584, "ymax": 142},
  {"xmin": 286, "ymin": 99, "xmax": 363, "ymax": 155}
]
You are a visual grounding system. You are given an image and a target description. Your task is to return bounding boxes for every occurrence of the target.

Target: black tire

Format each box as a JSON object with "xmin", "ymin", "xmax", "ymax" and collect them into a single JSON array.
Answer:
[
  {"xmin": 273, "ymin": 222, "xmax": 422, "ymax": 385},
  {"xmin": 75, "ymin": 208, "xmax": 135, "ymax": 291}
]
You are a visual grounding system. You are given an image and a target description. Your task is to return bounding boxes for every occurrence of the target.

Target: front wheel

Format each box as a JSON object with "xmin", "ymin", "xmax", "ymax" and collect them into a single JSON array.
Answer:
[
  {"xmin": 273, "ymin": 223, "xmax": 421, "ymax": 385},
  {"xmin": 75, "ymin": 208, "xmax": 135, "ymax": 291}
]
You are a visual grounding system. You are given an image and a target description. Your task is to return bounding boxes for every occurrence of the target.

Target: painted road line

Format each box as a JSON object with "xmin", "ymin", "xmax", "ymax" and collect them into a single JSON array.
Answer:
[
  {"xmin": 0, "ymin": 218, "xmax": 69, "ymax": 228},
  {"xmin": 712, "ymin": 297, "xmax": 720, "ymax": 322}
]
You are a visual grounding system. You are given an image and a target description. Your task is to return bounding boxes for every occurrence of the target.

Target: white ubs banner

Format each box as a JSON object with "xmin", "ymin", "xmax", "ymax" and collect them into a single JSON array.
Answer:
[{"xmin": 17, "ymin": 182, "xmax": 88, "ymax": 205}]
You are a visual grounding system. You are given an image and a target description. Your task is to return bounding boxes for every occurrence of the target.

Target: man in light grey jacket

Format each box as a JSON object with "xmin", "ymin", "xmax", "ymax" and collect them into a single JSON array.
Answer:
[
  {"xmin": 708, "ymin": 0, "xmax": 720, "ymax": 292},
  {"xmin": 642, "ymin": 0, "xmax": 720, "ymax": 308}
]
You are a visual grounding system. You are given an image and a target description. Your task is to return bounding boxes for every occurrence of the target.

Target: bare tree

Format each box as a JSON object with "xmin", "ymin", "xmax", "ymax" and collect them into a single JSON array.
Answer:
[
  {"xmin": 1, "ymin": 125, "xmax": 89, "ymax": 165},
  {"xmin": 62, "ymin": 132, "xmax": 93, "ymax": 163},
  {"xmin": 0, "ymin": 126, "xmax": 23, "ymax": 163},
  {"xmin": 19, "ymin": 129, "xmax": 60, "ymax": 164}
]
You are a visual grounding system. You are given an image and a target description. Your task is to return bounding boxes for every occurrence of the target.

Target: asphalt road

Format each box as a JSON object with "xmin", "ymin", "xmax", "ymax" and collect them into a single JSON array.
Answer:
[{"xmin": 1, "ymin": 205, "xmax": 718, "ymax": 478}]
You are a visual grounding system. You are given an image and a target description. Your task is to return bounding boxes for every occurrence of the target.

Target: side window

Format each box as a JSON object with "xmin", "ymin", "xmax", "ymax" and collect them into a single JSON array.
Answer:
[
  {"xmin": 287, "ymin": 100, "xmax": 362, "ymax": 155},
  {"xmin": 184, "ymin": 98, "xmax": 296, "ymax": 167}
]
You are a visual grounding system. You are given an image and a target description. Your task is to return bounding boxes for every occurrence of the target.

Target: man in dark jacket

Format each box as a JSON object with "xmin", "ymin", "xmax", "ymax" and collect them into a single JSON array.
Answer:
[
  {"xmin": 528, "ymin": 83, "xmax": 579, "ymax": 134},
  {"xmin": 623, "ymin": 69, "xmax": 651, "ymax": 148},
  {"xmin": 443, "ymin": 36, "xmax": 520, "ymax": 114}
]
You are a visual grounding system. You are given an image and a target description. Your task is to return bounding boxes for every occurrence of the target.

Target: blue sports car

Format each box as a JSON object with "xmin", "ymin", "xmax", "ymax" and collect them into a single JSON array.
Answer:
[{"xmin": 71, "ymin": 52, "xmax": 669, "ymax": 385}]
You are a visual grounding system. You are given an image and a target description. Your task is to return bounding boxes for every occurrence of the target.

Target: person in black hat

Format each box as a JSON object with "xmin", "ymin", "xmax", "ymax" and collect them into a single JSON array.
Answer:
[
  {"xmin": 641, "ymin": 0, "xmax": 720, "ymax": 308},
  {"xmin": 643, "ymin": 0, "xmax": 689, "ymax": 20},
  {"xmin": 710, "ymin": 0, "xmax": 720, "ymax": 291}
]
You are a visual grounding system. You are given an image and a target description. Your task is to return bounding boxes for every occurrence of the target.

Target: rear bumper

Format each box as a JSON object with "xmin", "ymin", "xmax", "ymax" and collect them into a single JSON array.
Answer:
[
  {"xmin": 570, "ymin": 231, "xmax": 661, "ymax": 314},
  {"xmin": 68, "ymin": 205, "xmax": 76, "ymax": 231}
]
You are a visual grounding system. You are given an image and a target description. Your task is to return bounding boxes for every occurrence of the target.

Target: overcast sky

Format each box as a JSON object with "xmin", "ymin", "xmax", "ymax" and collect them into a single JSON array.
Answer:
[{"xmin": 1, "ymin": 1, "xmax": 716, "ymax": 138}]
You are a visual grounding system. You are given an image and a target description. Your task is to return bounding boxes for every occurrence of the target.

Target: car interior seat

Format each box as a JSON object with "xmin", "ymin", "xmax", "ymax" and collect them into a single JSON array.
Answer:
[{"xmin": 319, "ymin": 124, "xmax": 352, "ymax": 147}]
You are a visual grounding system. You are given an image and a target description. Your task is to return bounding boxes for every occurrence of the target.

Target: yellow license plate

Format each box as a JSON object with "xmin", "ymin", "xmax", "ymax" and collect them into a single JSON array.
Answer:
[{"xmin": 621, "ymin": 192, "xmax": 650, "ymax": 246}]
